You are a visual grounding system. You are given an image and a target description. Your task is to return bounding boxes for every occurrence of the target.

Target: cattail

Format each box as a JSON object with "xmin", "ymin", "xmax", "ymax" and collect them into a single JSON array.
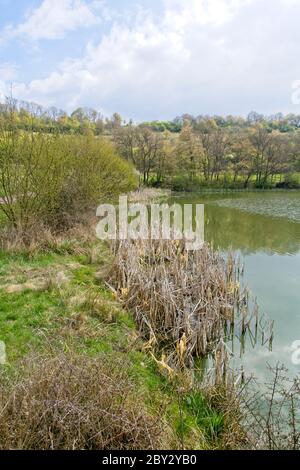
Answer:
[{"xmin": 107, "ymin": 239, "xmax": 272, "ymax": 376}]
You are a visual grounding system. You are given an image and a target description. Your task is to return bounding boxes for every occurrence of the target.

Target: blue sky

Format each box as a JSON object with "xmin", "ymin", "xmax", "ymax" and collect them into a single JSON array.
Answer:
[{"xmin": 0, "ymin": 0, "xmax": 300, "ymax": 120}]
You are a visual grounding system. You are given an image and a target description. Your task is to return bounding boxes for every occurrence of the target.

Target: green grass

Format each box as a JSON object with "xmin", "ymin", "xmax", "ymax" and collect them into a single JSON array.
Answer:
[
  {"xmin": 0, "ymin": 289, "xmax": 63, "ymax": 361},
  {"xmin": 168, "ymin": 172, "xmax": 300, "ymax": 192},
  {"xmin": 0, "ymin": 241, "xmax": 225, "ymax": 449}
]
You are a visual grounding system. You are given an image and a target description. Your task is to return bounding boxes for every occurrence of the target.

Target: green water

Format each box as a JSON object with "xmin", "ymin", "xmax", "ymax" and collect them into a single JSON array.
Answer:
[{"xmin": 171, "ymin": 191, "xmax": 300, "ymax": 380}]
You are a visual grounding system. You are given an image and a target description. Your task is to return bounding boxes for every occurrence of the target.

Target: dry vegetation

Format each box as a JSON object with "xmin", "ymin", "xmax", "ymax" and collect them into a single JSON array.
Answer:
[
  {"xmin": 0, "ymin": 223, "xmax": 230, "ymax": 450},
  {"xmin": 128, "ymin": 187, "xmax": 171, "ymax": 203},
  {"xmin": 240, "ymin": 364, "xmax": 300, "ymax": 450},
  {"xmin": 108, "ymin": 239, "xmax": 259, "ymax": 372},
  {"xmin": 0, "ymin": 223, "xmax": 298, "ymax": 450},
  {"xmin": 0, "ymin": 352, "xmax": 170, "ymax": 450},
  {"xmin": 0, "ymin": 122, "xmax": 297, "ymax": 450}
]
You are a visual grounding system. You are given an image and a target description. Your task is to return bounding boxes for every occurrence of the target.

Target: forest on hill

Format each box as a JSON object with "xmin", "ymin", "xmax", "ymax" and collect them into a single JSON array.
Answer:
[{"xmin": 1, "ymin": 97, "xmax": 300, "ymax": 191}]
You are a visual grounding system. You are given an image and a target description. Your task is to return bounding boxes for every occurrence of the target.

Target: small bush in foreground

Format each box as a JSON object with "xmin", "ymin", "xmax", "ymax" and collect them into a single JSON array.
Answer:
[{"xmin": 0, "ymin": 352, "xmax": 168, "ymax": 450}]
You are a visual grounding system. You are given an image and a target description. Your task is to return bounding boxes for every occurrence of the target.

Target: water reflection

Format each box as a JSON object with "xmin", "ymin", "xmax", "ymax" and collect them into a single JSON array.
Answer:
[
  {"xmin": 171, "ymin": 192, "xmax": 300, "ymax": 256},
  {"xmin": 206, "ymin": 204, "xmax": 300, "ymax": 256},
  {"xmin": 170, "ymin": 191, "xmax": 300, "ymax": 378}
]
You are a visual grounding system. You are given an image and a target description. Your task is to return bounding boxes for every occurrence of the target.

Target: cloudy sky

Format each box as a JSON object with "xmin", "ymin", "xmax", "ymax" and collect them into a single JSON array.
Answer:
[{"xmin": 0, "ymin": 0, "xmax": 299, "ymax": 120}]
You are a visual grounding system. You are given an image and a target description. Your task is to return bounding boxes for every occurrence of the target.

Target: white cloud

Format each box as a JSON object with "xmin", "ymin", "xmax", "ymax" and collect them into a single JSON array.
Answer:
[
  {"xmin": 1, "ymin": 0, "xmax": 102, "ymax": 42},
  {"xmin": 163, "ymin": 0, "xmax": 253, "ymax": 27},
  {"xmin": 0, "ymin": 62, "xmax": 17, "ymax": 81},
  {"xmin": 7, "ymin": 0, "xmax": 300, "ymax": 119}
]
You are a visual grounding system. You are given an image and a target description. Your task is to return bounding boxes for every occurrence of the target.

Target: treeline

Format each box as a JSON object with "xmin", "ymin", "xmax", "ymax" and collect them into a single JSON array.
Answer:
[
  {"xmin": 0, "ymin": 97, "xmax": 124, "ymax": 135},
  {"xmin": 113, "ymin": 120, "xmax": 300, "ymax": 189},
  {"xmin": 2, "ymin": 96, "xmax": 300, "ymax": 136},
  {"xmin": 172, "ymin": 111, "xmax": 300, "ymax": 133},
  {"xmin": 1, "ymin": 96, "xmax": 300, "ymax": 190}
]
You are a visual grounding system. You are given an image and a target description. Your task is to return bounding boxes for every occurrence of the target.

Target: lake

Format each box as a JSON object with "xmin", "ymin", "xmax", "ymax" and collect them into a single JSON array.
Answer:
[{"xmin": 171, "ymin": 190, "xmax": 300, "ymax": 381}]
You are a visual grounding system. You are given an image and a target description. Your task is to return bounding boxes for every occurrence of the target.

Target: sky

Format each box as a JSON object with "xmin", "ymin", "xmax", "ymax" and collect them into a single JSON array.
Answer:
[{"xmin": 0, "ymin": 0, "xmax": 299, "ymax": 121}]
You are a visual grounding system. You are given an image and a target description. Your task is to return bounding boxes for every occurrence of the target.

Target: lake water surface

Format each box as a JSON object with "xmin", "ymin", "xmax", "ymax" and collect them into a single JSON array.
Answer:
[{"xmin": 171, "ymin": 191, "xmax": 300, "ymax": 380}]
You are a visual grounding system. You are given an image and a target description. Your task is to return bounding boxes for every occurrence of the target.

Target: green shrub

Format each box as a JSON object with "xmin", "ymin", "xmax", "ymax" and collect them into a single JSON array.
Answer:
[
  {"xmin": 0, "ymin": 131, "xmax": 138, "ymax": 234},
  {"xmin": 275, "ymin": 173, "xmax": 300, "ymax": 189},
  {"xmin": 170, "ymin": 175, "xmax": 206, "ymax": 192}
]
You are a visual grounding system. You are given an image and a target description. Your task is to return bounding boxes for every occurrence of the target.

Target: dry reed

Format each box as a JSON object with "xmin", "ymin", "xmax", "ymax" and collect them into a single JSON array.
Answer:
[{"xmin": 107, "ymin": 239, "xmax": 257, "ymax": 370}]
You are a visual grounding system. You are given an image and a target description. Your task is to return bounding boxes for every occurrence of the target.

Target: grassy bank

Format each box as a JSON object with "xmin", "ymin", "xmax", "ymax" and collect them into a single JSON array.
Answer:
[
  {"xmin": 0, "ymin": 229, "xmax": 234, "ymax": 450},
  {"xmin": 2, "ymin": 190, "xmax": 297, "ymax": 450},
  {"xmin": 166, "ymin": 173, "xmax": 300, "ymax": 192}
]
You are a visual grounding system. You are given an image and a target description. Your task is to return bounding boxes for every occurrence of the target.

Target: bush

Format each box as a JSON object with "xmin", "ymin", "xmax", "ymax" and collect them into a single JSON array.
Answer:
[
  {"xmin": 0, "ymin": 352, "xmax": 168, "ymax": 450},
  {"xmin": 49, "ymin": 135, "xmax": 138, "ymax": 229},
  {"xmin": 171, "ymin": 175, "xmax": 202, "ymax": 192},
  {"xmin": 0, "ymin": 130, "xmax": 138, "ymax": 235},
  {"xmin": 276, "ymin": 174, "xmax": 300, "ymax": 189}
]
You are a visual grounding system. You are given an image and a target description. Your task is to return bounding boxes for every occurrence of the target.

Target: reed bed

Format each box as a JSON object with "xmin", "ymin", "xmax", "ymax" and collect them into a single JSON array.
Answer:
[{"xmin": 107, "ymin": 239, "xmax": 257, "ymax": 369}]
